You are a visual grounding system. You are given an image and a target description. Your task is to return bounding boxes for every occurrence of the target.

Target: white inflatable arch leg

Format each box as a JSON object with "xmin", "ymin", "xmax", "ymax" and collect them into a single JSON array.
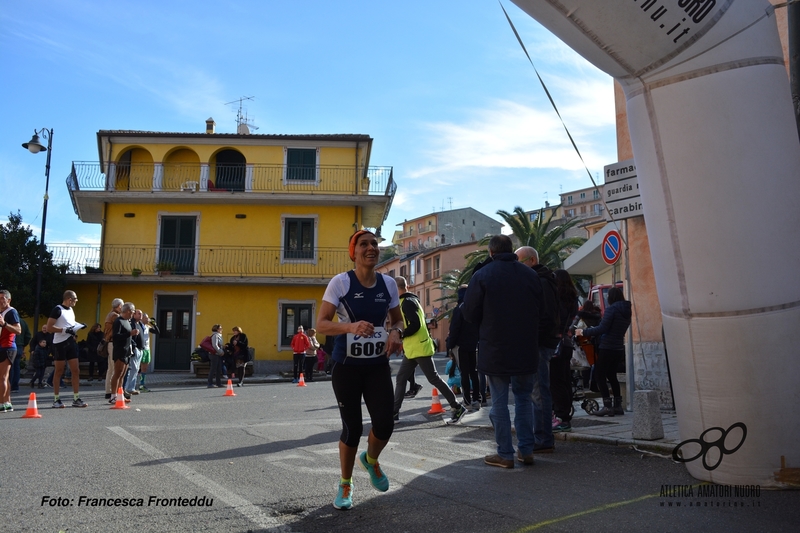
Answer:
[{"xmin": 511, "ymin": 0, "xmax": 800, "ymax": 487}]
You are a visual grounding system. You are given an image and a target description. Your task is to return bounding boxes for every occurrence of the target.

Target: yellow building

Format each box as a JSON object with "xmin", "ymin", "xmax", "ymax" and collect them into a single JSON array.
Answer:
[{"xmin": 58, "ymin": 120, "xmax": 395, "ymax": 373}]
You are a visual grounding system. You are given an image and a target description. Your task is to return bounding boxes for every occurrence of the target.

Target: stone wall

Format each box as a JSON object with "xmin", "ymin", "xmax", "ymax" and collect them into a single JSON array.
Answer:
[{"xmin": 633, "ymin": 341, "xmax": 674, "ymax": 409}]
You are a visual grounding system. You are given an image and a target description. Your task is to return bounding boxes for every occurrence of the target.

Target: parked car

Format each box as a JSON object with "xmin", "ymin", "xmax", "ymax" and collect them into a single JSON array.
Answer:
[{"xmin": 588, "ymin": 281, "xmax": 625, "ymax": 315}]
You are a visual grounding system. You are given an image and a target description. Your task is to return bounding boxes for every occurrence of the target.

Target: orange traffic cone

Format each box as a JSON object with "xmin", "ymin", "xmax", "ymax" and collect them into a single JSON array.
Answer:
[
  {"xmin": 297, "ymin": 373, "xmax": 307, "ymax": 387},
  {"xmin": 111, "ymin": 387, "xmax": 129, "ymax": 409},
  {"xmin": 224, "ymin": 379, "xmax": 236, "ymax": 396},
  {"xmin": 427, "ymin": 388, "xmax": 446, "ymax": 414},
  {"xmin": 21, "ymin": 392, "xmax": 42, "ymax": 418}
]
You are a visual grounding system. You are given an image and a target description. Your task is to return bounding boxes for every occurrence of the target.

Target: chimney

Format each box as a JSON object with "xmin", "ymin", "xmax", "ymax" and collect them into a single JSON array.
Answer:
[{"xmin": 205, "ymin": 117, "xmax": 216, "ymax": 134}]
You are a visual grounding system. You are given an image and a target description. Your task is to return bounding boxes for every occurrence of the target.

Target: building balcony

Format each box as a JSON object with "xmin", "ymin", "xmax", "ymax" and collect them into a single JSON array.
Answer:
[
  {"xmin": 419, "ymin": 223, "xmax": 436, "ymax": 234},
  {"xmin": 50, "ymin": 244, "xmax": 353, "ymax": 284},
  {"xmin": 66, "ymin": 162, "xmax": 396, "ymax": 228}
]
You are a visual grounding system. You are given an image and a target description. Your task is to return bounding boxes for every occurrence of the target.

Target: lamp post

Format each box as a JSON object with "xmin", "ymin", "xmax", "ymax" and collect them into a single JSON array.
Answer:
[{"xmin": 21, "ymin": 128, "xmax": 54, "ymax": 334}]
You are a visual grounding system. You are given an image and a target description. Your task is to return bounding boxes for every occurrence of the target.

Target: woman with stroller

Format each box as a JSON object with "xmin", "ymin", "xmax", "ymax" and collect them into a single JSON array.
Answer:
[{"xmin": 575, "ymin": 287, "xmax": 631, "ymax": 417}]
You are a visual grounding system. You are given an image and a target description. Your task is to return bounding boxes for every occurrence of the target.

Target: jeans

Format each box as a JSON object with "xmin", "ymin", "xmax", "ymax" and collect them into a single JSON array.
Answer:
[
  {"xmin": 532, "ymin": 347, "xmax": 555, "ymax": 449},
  {"xmin": 125, "ymin": 349, "xmax": 143, "ymax": 392},
  {"xmin": 595, "ymin": 348, "xmax": 624, "ymax": 399},
  {"xmin": 303, "ymin": 356, "xmax": 316, "ymax": 382},
  {"xmin": 207, "ymin": 352, "xmax": 223, "ymax": 387},
  {"xmin": 292, "ymin": 353, "xmax": 305, "ymax": 380},
  {"xmin": 393, "ymin": 355, "xmax": 459, "ymax": 414},
  {"xmin": 487, "ymin": 373, "xmax": 535, "ymax": 460}
]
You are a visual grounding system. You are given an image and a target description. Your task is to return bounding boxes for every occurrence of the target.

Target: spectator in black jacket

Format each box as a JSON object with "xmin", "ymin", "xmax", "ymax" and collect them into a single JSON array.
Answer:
[
  {"xmin": 516, "ymin": 246, "xmax": 560, "ymax": 453},
  {"xmin": 447, "ymin": 284, "xmax": 481, "ymax": 409},
  {"xmin": 463, "ymin": 235, "xmax": 542, "ymax": 468},
  {"xmin": 550, "ymin": 270, "xmax": 580, "ymax": 432},
  {"xmin": 576, "ymin": 287, "xmax": 631, "ymax": 416}
]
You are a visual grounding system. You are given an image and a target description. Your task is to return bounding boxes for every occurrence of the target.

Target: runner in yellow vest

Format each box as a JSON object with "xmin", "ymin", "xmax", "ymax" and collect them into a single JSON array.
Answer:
[{"xmin": 392, "ymin": 276, "xmax": 466, "ymax": 424}]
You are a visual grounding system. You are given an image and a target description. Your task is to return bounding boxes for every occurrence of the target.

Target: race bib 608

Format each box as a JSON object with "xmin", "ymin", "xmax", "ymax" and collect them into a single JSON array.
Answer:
[{"xmin": 346, "ymin": 327, "xmax": 387, "ymax": 358}]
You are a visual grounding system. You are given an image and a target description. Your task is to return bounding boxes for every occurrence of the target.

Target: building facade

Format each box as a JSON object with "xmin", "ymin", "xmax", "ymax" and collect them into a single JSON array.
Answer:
[
  {"xmin": 376, "ymin": 241, "xmax": 483, "ymax": 351},
  {"xmin": 394, "ymin": 207, "xmax": 502, "ymax": 253},
  {"xmin": 56, "ymin": 122, "xmax": 395, "ymax": 373}
]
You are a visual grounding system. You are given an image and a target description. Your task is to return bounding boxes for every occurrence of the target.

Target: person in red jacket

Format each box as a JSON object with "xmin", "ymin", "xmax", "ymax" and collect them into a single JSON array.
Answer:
[{"xmin": 290, "ymin": 326, "xmax": 310, "ymax": 383}]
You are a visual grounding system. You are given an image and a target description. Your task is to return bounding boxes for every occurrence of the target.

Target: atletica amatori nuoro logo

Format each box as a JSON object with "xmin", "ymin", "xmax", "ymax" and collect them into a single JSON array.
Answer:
[{"xmin": 672, "ymin": 422, "xmax": 747, "ymax": 471}]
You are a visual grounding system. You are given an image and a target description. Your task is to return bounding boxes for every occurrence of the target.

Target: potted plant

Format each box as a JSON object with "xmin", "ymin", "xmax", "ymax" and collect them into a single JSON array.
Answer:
[
  {"xmin": 132, "ymin": 268, "xmax": 142, "ymax": 277},
  {"xmin": 156, "ymin": 260, "xmax": 176, "ymax": 276}
]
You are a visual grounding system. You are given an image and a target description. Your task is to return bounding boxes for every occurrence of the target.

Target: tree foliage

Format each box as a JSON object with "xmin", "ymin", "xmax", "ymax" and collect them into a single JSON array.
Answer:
[
  {"xmin": 459, "ymin": 206, "xmax": 587, "ymax": 282},
  {"xmin": 0, "ymin": 212, "xmax": 68, "ymax": 319}
]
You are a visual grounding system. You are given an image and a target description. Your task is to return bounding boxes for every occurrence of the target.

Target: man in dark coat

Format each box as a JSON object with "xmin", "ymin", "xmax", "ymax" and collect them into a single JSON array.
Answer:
[{"xmin": 462, "ymin": 235, "xmax": 542, "ymax": 468}]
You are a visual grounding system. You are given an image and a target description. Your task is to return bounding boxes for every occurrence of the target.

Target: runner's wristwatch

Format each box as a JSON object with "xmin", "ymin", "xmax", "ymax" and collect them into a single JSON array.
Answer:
[{"xmin": 389, "ymin": 327, "xmax": 404, "ymax": 339}]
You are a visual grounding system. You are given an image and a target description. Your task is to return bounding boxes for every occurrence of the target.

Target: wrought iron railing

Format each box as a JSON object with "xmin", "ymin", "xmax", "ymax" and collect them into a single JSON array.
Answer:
[
  {"xmin": 49, "ymin": 244, "xmax": 353, "ymax": 278},
  {"xmin": 66, "ymin": 162, "xmax": 394, "ymax": 196}
]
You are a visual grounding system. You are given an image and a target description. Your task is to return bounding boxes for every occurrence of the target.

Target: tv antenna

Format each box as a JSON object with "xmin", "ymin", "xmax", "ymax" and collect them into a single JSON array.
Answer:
[{"xmin": 225, "ymin": 96, "xmax": 259, "ymax": 134}]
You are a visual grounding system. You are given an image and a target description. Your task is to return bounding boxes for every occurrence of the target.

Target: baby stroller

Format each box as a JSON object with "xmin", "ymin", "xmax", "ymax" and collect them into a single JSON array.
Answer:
[{"xmin": 571, "ymin": 335, "xmax": 601, "ymax": 415}]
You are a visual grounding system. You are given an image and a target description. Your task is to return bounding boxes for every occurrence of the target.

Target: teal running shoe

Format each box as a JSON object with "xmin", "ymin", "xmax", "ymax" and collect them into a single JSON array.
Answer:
[
  {"xmin": 359, "ymin": 451, "xmax": 389, "ymax": 492},
  {"xmin": 333, "ymin": 481, "xmax": 353, "ymax": 510}
]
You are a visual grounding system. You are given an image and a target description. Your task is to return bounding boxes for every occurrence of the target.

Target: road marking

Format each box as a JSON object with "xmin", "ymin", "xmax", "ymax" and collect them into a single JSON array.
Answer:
[
  {"xmin": 511, "ymin": 491, "xmax": 665, "ymax": 532},
  {"xmin": 108, "ymin": 427, "xmax": 288, "ymax": 532}
]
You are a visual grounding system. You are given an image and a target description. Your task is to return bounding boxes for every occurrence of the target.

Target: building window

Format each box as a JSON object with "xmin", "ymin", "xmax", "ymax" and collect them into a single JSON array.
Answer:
[
  {"xmin": 409, "ymin": 260, "xmax": 416, "ymax": 285},
  {"xmin": 580, "ymin": 192, "xmax": 586, "ymax": 199},
  {"xmin": 433, "ymin": 256, "xmax": 440, "ymax": 278},
  {"xmin": 283, "ymin": 217, "xmax": 315, "ymax": 260},
  {"xmin": 424, "ymin": 258, "xmax": 432, "ymax": 281},
  {"xmin": 400, "ymin": 265, "xmax": 407, "ymax": 278},
  {"xmin": 285, "ymin": 147, "xmax": 317, "ymax": 182},
  {"xmin": 425, "ymin": 288, "xmax": 430, "ymax": 306},
  {"xmin": 592, "ymin": 203, "xmax": 602, "ymax": 214},
  {"xmin": 417, "ymin": 258, "xmax": 422, "ymax": 273},
  {"xmin": 441, "ymin": 233, "xmax": 446, "ymax": 244},
  {"xmin": 566, "ymin": 209, "xmax": 575, "ymax": 218},
  {"xmin": 580, "ymin": 206, "xmax": 587, "ymax": 214},
  {"xmin": 472, "ymin": 221, "xmax": 475, "ymax": 226},
  {"xmin": 593, "ymin": 189, "xmax": 600, "ymax": 199},
  {"xmin": 280, "ymin": 303, "xmax": 313, "ymax": 347},
  {"xmin": 567, "ymin": 195, "xmax": 573, "ymax": 205},
  {"xmin": 388, "ymin": 269, "xmax": 395, "ymax": 278}
]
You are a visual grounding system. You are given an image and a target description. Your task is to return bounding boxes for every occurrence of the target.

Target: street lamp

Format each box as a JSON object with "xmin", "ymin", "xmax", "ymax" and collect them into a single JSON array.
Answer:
[{"xmin": 21, "ymin": 128, "xmax": 54, "ymax": 334}]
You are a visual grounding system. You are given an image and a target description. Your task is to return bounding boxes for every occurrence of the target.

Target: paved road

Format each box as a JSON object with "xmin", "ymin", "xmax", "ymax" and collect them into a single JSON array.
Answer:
[{"xmin": 3, "ymin": 381, "xmax": 798, "ymax": 532}]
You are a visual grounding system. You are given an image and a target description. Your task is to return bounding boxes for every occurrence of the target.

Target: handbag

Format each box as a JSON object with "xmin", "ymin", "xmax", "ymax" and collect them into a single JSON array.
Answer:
[{"xmin": 571, "ymin": 345, "xmax": 591, "ymax": 369}]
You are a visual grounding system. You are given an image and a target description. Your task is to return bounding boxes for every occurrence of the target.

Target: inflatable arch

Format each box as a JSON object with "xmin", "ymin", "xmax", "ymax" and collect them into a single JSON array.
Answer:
[{"xmin": 510, "ymin": 0, "xmax": 800, "ymax": 487}]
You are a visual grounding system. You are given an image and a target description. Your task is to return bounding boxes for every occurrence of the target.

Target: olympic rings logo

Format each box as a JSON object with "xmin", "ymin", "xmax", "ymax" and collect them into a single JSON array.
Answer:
[{"xmin": 671, "ymin": 422, "xmax": 747, "ymax": 471}]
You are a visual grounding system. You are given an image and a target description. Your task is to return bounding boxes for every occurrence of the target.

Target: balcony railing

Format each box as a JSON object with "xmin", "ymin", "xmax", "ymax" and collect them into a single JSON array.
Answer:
[
  {"xmin": 67, "ymin": 162, "xmax": 393, "ymax": 196},
  {"xmin": 419, "ymin": 223, "xmax": 437, "ymax": 234},
  {"xmin": 49, "ymin": 244, "xmax": 353, "ymax": 278}
]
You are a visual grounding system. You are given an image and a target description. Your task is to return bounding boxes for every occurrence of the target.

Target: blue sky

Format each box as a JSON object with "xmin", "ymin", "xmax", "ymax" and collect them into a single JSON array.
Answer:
[{"xmin": 1, "ymin": 0, "xmax": 617, "ymax": 246}]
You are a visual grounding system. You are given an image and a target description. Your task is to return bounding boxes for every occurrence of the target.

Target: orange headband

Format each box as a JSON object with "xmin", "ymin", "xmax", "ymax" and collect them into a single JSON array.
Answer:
[{"xmin": 349, "ymin": 230, "xmax": 372, "ymax": 261}]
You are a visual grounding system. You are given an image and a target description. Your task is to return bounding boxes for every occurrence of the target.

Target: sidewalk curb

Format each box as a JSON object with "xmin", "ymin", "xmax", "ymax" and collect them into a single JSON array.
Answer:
[{"xmin": 559, "ymin": 431, "xmax": 676, "ymax": 455}]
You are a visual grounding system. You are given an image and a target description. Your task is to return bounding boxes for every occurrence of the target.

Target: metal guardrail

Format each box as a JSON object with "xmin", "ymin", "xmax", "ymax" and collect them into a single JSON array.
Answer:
[
  {"xmin": 66, "ymin": 162, "xmax": 394, "ymax": 196},
  {"xmin": 49, "ymin": 244, "xmax": 353, "ymax": 278}
]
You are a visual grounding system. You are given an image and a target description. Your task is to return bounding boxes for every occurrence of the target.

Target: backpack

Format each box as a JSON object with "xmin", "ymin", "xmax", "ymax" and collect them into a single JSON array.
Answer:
[
  {"xmin": 200, "ymin": 335, "xmax": 215, "ymax": 354},
  {"xmin": 96, "ymin": 339, "xmax": 107, "ymax": 356}
]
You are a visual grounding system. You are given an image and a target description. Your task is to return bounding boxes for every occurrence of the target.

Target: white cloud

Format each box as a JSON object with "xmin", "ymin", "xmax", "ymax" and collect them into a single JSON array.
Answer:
[{"xmin": 410, "ymin": 91, "xmax": 614, "ymax": 180}]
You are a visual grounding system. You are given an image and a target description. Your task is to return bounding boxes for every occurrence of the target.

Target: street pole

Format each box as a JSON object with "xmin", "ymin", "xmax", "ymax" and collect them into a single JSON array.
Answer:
[{"xmin": 22, "ymin": 128, "xmax": 54, "ymax": 334}]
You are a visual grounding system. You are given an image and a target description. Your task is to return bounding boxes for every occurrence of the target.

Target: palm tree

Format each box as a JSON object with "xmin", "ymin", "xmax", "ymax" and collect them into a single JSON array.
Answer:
[
  {"xmin": 432, "ymin": 269, "xmax": 464, "ymax": 321},
  {"xmin": 460, "ymin": 206, "xmax": 587, "ymax": 281}
]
